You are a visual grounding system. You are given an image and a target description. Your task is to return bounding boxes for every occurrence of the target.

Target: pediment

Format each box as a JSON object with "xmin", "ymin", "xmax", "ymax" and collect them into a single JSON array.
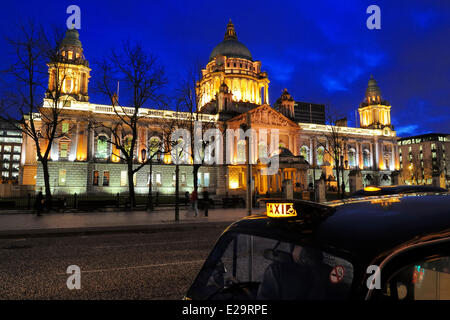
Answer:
[{"xmin": 226, "ymin": 104, "xmax": 299, "ymax": 129}]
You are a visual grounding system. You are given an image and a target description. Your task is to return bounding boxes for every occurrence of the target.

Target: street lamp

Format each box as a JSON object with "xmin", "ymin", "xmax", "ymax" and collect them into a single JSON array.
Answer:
[
  {"xmin": 142, "ymin": 148, "xmax": 157, "ymax": 211},
  {"xmin": 240, "ymin": 119, "xmax": 252, "ymax": 216}
]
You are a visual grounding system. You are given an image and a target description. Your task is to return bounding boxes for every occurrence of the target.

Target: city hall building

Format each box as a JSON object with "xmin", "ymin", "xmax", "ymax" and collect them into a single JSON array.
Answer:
[{"xmin": 20, "ymin": 21, "xmax": 400, "ymax": 196}]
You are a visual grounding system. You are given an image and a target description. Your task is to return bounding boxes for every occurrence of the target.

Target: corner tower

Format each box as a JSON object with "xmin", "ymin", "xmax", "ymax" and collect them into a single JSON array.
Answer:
[
  {"xmin": 197, "ymin": 20, "xmax": 269, "ymax": 116},
  {"xmin": 358, "ymin": 75, "xmax": 393, "ymax": 130},
  {"xmin": 46, "ymin": 27, "xmax": 91, "ymax": 102}
]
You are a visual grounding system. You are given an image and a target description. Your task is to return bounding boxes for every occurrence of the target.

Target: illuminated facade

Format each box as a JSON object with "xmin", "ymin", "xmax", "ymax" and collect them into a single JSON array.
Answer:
[
  {"xmin": 358, "ymin": 75, "xmax": 392, "ymax": 130},
  {"xmin": 197, "ymin": 20, "xmax": 269, "ymax": 117},
  {"xmin": 20, "ymin": 22, "xmax": 401, "ymax": 196},
  {"xmin": 398, "ymin": 134, "xmax": 449, "ymax": 187},
  {"xmin": 274, "ymin": 82, "xmax": 400, "ymax": 189}
]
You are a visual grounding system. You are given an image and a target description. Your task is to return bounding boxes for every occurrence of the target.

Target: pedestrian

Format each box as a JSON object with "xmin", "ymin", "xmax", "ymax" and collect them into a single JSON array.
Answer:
[
  {"xmin": 202, "ymin": 190, "xmax": 209, "ymax": 217},
  {"xmin": 34, "ymin": 191, "xmax": 44, "ymax": 216},
  {"xmin": 191, "ymin": 189, "xmax": 199, "ymax": 217},
  {"xmin": 184, "ymin": 191, "xmax": 189, "ymax": 206}
]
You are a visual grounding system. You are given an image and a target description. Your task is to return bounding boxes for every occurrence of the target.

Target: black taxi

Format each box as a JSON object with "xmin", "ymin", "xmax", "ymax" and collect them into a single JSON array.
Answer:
[{"xmin": 185, "ymin": 187, "xmax": 450, "ymax": 300}]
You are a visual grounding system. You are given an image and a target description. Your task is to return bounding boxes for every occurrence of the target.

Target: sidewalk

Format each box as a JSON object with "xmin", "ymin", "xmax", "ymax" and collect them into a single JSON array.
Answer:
[{"xmin": 0, "ymin": 207, "xmax": 265, "ymax": 238}]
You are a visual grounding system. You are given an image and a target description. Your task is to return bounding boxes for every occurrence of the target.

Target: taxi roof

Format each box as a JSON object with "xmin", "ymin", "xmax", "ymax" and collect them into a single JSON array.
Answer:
[{"xmin": 226, "ymin": 194, "xmax": 450, "ymax": 264}]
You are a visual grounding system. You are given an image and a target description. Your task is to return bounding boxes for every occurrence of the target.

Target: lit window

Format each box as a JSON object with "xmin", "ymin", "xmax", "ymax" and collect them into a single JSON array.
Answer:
[
  {"xmin": 4, "ymin": 145, "xmax": 11, "ymax": 153},
  {"xmin": 237, "ymin": 140, "xmax": 246, "ymax": 163},
  {"xmin": 65, "ymin": 78, "xmax": 72, "ymax": 93},
  {"xmin": 300, "ymin": 146, "xmax": 309, "ymax": 161},
  {"xmin": 68, "ymin": 51, "xmax": 73, "ymax": 59},
  {"xmin": 2, "ymin": 171, "xmax": 9, "ymax": 178},
  {"xmin": 13, "ymin": 146, "xmax": 21, "ymax": 153},
  {"xmin": 60, "ymin": 143, "xmax": 69, "ymax": 158},
  {"xmin": 120, "ymin": 171, "xmax": 127, "ymax": 186},
  {"xmin": 197, "ymin": 173, "xmax": 202, "ymax": 187},
  {"xmin": 58, "ymin": 169, "xmax": 66, "ymax": 186},
  {"xmin": 103, "ymin": 171, "xmax": 110, "ymax": 186},
  {"xmin": 62, "ymin": 122, "xmax": 69, "ymax": 133},
  {"xmin": 124, "ymin": 136, "xmax": 133, "ymax": 155},
  {"xmin": 3, "ymin": 154, "xmax": 10, "ymax": 161},
  {"xmin": 156, "ymin": 173, "xmax": 162, "ymax": 186},
  {"xmin": 204, "ymin": 173, "xmax": 210, "ymax": 187},
  {"xmin": 148, "ymin": 137, "xmax": 161, "ymax": 159},
  {"xmin": 93, "ymin": 170, "xmax": 99, "ymax": 186},
  {"xmin": 317, "ymin": 147, "xmax": 325, "ymax": 166},
  {"xmin": 12, "ymin": 154, "xmax": 20, "ymax": 161},
  {"xmin": 96, "ymin": 135, "xmax": 109, "ymax": 158}
]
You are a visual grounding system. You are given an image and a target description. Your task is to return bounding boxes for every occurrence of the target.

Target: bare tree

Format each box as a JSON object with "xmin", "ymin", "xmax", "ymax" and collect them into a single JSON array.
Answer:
[
  {"xmin": 317, "ymin": 108, "xmax": 347, "ymax": 198},
  {"xmin": 95, "ymin": 41, "xmax": 167, "ymax": 209},
  {"xmin": 176, "ymin": 64, "xmax": 215, "ymax": 193},
  {"xmin": 0, "ymin": 21, "xmax": 71, "ymax": 205}
]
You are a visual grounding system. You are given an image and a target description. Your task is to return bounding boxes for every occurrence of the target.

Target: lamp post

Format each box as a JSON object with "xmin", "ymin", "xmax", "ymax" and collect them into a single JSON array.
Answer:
[
  {"xmin": 240, "ymin": 116, "xmax": 252, "ymax": 216},
  {"xmin": 142, "ymin": 148, "xmax": 157, "ymax": 211}
]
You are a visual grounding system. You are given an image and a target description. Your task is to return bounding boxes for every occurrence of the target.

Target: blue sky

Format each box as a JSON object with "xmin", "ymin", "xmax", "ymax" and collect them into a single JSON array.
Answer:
[{"xmin": 1, "ymin": 0, "xmax": 449, "ymax": 137}]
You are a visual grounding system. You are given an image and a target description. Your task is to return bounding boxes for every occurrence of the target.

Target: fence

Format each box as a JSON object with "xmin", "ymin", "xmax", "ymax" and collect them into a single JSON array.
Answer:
[
  {"xmin": 0, "ymin": 191, "xmax": 315, "ymax": 211},
  {"xmin": 0, "ymin": 192, "xmax": 192, "ymax": 211}
]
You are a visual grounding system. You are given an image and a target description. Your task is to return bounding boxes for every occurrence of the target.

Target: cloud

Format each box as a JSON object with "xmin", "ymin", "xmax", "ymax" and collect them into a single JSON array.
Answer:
[
  {"xmin": 264, "ymin": 60, "xmax": 295, "ymax": 82},
  {"xmin": 322, "ymin": 75, "xmax": 348, "ymax": 93},
  {"xmin": 395, "ymin": 125, "xmax": 420, "ymax": 136}
]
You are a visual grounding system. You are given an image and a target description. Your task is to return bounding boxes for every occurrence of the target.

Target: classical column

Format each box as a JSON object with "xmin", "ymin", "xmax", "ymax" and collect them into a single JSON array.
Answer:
[
  {"xmin": 71, "ymin": 122, "xmax": 80, "ymax": 161},
  {"xmin": 373, "ymin": 138, "xmax": 378, "ymax": 170},
  {"xmin": 88, "ymin": 121, "xmax": 94, "ymax": 161},
  {"xmin": 390, "ymin": 143, "xmax": 395, "ymax": 170},
  {"xmin": 288, "ymin": 134, "xmax": 293, "ymax": 154},
  {"xmin": 379, "ymin": 141, "xmax": 384, "ymax": 170},
  {"xmin": 355, "ymin": 141, "xmax": 360, "ymax": 169}
]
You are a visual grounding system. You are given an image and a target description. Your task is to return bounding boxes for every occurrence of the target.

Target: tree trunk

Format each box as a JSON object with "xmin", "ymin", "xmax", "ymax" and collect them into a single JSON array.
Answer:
[
  {"xmin": 175, "ymin": 164, "xmax": 179, "ymax": 221},
  {"xmin": 148, "ymin": 161, "xmax": 153, "ymax": 211},
  {"xmin": 127, "ymin": 161, "xmax": 135, "ymax": 209},
  {"xmin": 193, "ymin": 164, "xmax": 200, "ymax": 191},
  {"xmin": 335, "ymin": 157, "xmax": 341, "ymax": 197},
  {"xmin": 40, "ymin": 159, "xmax": 52, "ymax": 208}
]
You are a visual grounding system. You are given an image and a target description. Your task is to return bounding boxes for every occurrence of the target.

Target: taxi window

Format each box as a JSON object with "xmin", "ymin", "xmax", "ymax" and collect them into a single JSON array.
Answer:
[
  {"xmin": 189, "ymin": 233, "xmax": 354, "ymax": 300},
  {"xmin": 382, "ymin": 256, "xmax": 450, "ymax": 300}
]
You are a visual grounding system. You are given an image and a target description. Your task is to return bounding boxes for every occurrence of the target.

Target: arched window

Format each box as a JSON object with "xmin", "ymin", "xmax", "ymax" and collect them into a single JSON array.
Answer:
[
  {"xmin": 173, "ymin": 138, "xmax": 187, "ymax": 164},
  {"xmin": 96, "ymin": 135, "xmax": 109, "ymax": 159},
  {"xmin": 258, "ymin": 142, "xmax": 267, "ymax": 160},
  {"xmin": 363, "ymin": 149, "xmax": 371, "ymax": 168},
  {"xmin": 237, "ymin": 140, "xmax": 246, "ymax": 163},
  {"xmin": 300, "ymin": 146, "xmax": 309, "ymax": 162},
  {"xmin": 123, "ymin": 135, "xmax": 133, "ymax": 156},
  {"xmin": 348, "ymin": 148, "xmax": 356, "ymax": 168},
  {"xmin": 316, "ymin": 146, "xmax": 324, "ymax": 166},
  {"xmin": 148, "ymin": 137, "xmax": 161, "ymax": 160}
]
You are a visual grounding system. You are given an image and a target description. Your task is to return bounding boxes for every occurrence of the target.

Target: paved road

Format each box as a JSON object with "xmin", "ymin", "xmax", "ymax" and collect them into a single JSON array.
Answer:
[{"xmin": 0, "ymin": 226, "xmax": 225, "ymax": 299}]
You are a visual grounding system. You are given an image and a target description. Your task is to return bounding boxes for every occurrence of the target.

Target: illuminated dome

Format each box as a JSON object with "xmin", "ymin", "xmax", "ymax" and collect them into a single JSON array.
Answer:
[
  {"xmin": 61, "ymin": 28, "xmax": 82, "ymax": 48},
  {"xmin": 209, "ymin": 20, "xmax": 252, "ymax": 61}
]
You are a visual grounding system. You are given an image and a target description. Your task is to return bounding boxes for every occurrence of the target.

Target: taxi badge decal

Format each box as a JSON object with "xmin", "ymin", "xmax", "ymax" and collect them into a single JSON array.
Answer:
[{"xmin": 266, "ymin": 203, "xmax": 297, "ymax": 218}]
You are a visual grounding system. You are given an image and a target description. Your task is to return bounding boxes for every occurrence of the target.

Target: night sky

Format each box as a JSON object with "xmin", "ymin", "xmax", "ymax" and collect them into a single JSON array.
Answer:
[{"xmin": 1, "ymin": 0, "xmax": 449, "ymax": 137}]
